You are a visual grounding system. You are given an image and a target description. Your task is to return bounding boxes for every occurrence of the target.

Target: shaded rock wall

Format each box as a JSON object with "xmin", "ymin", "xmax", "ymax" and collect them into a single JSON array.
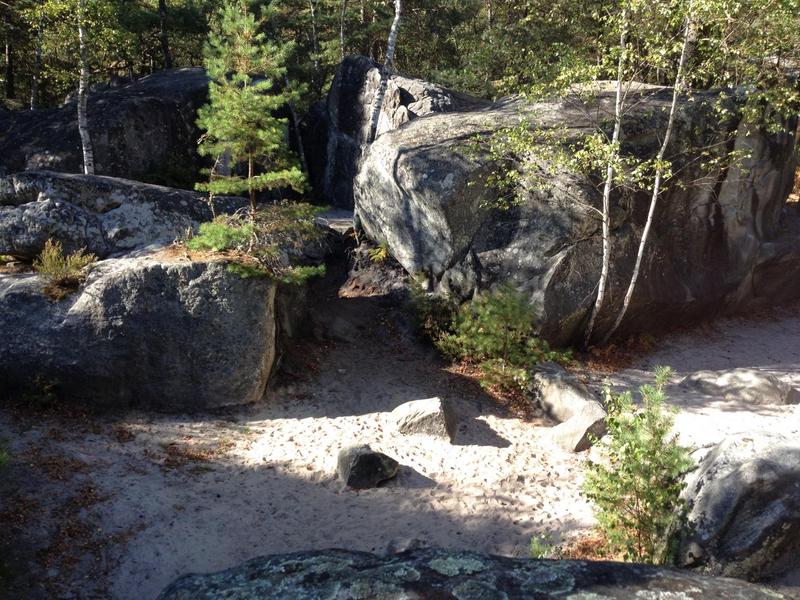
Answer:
[{"xmin": 302, "ymin": 55, "xmax": 489, "ymax": 208}]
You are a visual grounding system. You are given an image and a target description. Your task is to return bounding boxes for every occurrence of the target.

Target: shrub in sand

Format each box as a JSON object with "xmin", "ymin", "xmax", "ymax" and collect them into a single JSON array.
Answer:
[
  {"xmin": 435, "ymin": 285, "xmax": 570, "ymax": 393},
  {"xmin": 583, "ymin": 366, "xmax": 694, "ymax": 564},
  {"xmin": 33, "ymin": 239, "xmax": 97, "ymax": 300}
]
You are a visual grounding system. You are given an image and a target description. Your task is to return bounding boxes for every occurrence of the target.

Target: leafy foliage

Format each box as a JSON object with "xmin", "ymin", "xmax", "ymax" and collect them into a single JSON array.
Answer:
[
  {"xmin": 187, "ymin": 202, "xmax": 326, "ymax": 284},
  {"xmin": 583, "ymin": 366, "xmax": 694, "ymax": 564},
  {"xmin": 33, "ymin": 239, "xmax": 97, "ymax": 299}
]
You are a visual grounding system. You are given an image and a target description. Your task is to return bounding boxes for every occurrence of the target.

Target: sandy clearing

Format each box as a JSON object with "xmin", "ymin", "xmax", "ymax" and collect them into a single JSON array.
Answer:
[{"xmin": 2, "ymin": 288, "xmax": 799, "ymax": 599}]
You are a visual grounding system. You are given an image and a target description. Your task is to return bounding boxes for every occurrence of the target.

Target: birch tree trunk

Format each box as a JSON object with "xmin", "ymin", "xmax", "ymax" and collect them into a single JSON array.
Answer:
[
  {"xmin": 602, "ymin": 13, "xmax": 697, "ymax": 345},
  {"xmin": 4, "ymin": 42, "xmax": 14, "ymax": 100},
  {"xmin": 30, "ymin": 10, "xmax": 43, "ymax": 110},
  {"xmin": 339, "ymin": 0, "xmax": 348, "ymax": 60},
  {"xmin": 77, "ymin": 0, "xmax": 95, "ymax": 175},
  {"xmin": 366, "ymin": 0, "xmax": 402, "ymax": 143},
  {"xmin": 583, "ymin": 7, "xmax": 628, "ymax": 348},
  {"xmin": 158, "ymin": 0, "xmax": 173, "ymax": 69},
  {"xmin": 308, "ymin": 0, "xmax": 320, "ymax": 90}
]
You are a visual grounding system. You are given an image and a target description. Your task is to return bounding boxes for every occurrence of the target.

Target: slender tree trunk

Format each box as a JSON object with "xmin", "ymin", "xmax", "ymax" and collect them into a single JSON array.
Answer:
[
  {"xmin": 366, "ymin": 0, "xmax": 402, "ymax": 143},
  {"xmin": 285, "ymin": 75, "xmax": 309, "ymax": 175},
  {"xmin": 158, "ymin": 0, "xmax": 173, "ymax": 69},
  {"xmin": 584, "ymin": 7, "xmax": 628, "ymax": 348},
  {"xmin": 248, "ymin": 156, "xmax": 256, "ymax": 216},
  {"xmin": 30, "ymin": 11, "xmax": 43, "ymax": 110},
  {"xmin": 77, "ymin": 0, "xmax": 95, "ymax": 175},
  {"xmin": 308, "ymin": 0, "xmax": 320, "ymax": 90},
  {"xmin": 339, "ymin": 0, "xmax": 348, "ymax": 60},
  {"xmin": 4, "ymin": 41, "xmax": 14, "ymax": 100},
  {"xmin": 602, "ymin": 14, "xmax": 697, "ymax": 344}
]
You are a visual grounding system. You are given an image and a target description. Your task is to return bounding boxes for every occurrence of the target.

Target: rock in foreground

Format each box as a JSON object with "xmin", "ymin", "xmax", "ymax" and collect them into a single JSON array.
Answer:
[
  {"xmin": 0, "ymin": 253, "xmax": 277, "ymax": 410},
  {"xmin": 680, "ymin": 430, "xmax": 800, "ymax": 581},
  {"xmin": 156, "ymin": 547, "xmax": 788, "ymax": 599}
]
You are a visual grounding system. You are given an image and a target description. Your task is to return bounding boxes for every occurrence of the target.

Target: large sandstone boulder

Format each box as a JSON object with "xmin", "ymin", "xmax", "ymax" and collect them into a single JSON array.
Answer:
[
  {"xmin": 350, "ymin": 76, "xmax": 799, "ymax": 345},
  {"xmin": 302, "ymin": 55, "xmax": 489, "ymax": 208},
  {"xmin": 679, "ymin": 430, "xmax": 800, "ymax": 581},
  {"xmin": 0, "ymin": 68, "xmax": 209, "ymax": 187},
  {"xmin": 156, "ymin": 547, "xmax": 789, "ymax": 599},
  {"xmin": 0, "ymin": 170, "xmax": 247, "ymax": 260},
  {"xmin": 0, "ymin": 253, "xmax": 277, "ymax": 410}
]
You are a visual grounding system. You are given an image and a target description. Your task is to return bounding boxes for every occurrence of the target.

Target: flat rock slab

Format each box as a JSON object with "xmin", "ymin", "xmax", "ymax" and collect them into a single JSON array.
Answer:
[
  {"xmin": 390, "ymin": 397, "xmax": 457, "ymax": 442},
  {"xmin": 680, "ymin": 368, "xmax": 800, "ymax": 405},
  {"xmin": 156, "ymin": 547, "xmax": 789, "ymax": 599},
  {"xmin": 337, "ymin": 445, "xmax": 399, "ymax": 489}
]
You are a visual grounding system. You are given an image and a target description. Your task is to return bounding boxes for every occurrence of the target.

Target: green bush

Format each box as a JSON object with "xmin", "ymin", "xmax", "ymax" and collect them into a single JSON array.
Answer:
[
  {"xmin": 187, "ymin": 202, "xmax": 326, "ymax": 284},
  {"xmin": 33, "ymin": 239, "xmax": 97, "ymax": 299},
  {"xmin": 187, "ymin": 220, "xmax": 254, "ymax": 252},
  {"xmin": 410, "ymin": 283, "xmax": 569, "ymax": 393},
  {"xmin": 583, "ymin": 366, "xmax": 694, "ymax": 564},
  {"xmin": 437, "ymin": 285, "xmax": 562, "ymax": 366}
]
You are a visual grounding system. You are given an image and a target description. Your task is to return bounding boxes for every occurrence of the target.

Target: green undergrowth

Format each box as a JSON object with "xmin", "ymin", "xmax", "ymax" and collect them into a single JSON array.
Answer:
[
  {"xmin": 187, "ymin": 201, "xmax": 326, "ymax": 285},
  {"xmin": 33, "ymin": 239, "xmax": 97, "ymax": 300},
  {"xmin": 409, "ymin": 281, "xmax": 570, "ymax": 394}
]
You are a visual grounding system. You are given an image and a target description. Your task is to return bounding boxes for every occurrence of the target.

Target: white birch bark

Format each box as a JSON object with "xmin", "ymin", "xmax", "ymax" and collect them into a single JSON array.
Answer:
[
  {"xmin": 77, "ymin": 0, "xmax": 95, "ymax": 175},
  {"xmin": 366, "ymin": 0, "xmax": 402, "ymax": 143},
  {"xmin": 602, "ymin": 13, "xmax": 697, "ymax": 344},
  {"xmin": 583, "ymin": 7, "xmax": 628, "ymax": 348}
]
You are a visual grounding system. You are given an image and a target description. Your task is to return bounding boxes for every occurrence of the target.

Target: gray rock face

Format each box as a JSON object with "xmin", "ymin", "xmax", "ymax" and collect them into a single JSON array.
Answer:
[
  {"xmin": 0, "ymin": 170, "xmax": 247, "ymax": 260},
  {"xmin": 337, "ymin": 445, "xmax": 399, "ymax": 489},
  {"xmin": 680, "ymin": 431, "xmax": 800, "ymax": 580},
  {"xmin": 303, "ymin": 55, "xmax": 489, "ymax": 208},
  {"xmin": 530, "ymin": 363, "xmax": 607, "ymax": 452},
  {"xmin": 156, "ymin": 547, "xmax": 789, "ymax": 599},
  {"xmin": 0, "ymin": 254, "xmax": 277, "ymax": 410},
  {"xmin": 352, "ymin": 79, "xmax": 799, "ymax": 344},
  {"xmin": 680, "ymin": 369, "xmax": 800, "ymax": 405},
  {"xmin": 390, "ymin": 397, "xmax": 458, "ymax": 442},
  {"xmin": 0, "ymin": 68, "xmax": 209, "ymax": 188}
]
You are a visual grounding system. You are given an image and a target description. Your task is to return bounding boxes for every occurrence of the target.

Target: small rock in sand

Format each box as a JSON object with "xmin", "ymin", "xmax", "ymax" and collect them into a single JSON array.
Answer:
[
  {"xmin": 337, "ymin": 445, "xmax": 399, "ymax": 489},
  {"xmin": 390, "ymin": 397, "xmax": 458, "ymax": 442},
  {"xmin": 530, "ymin": 363, "xmax": 607, "ymax": 452}
]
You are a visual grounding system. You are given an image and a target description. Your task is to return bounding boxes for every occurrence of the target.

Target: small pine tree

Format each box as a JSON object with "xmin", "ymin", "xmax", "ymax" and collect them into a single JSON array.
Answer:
[
  {"xmin": 583, "ymin": 366, "xmax": 694, "ymax": 564},
  {"xmin": 196, "ymin": 0, "xmax": 306, "ymax": 214}
]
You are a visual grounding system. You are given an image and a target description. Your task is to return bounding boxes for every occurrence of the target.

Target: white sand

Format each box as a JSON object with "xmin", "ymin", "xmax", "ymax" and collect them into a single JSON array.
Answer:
[{"xmin": 2, "ymin": 297, "xmax": 798, "ymax": 599}]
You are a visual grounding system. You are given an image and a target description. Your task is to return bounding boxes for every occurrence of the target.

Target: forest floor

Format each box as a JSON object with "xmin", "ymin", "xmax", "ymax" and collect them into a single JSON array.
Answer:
[{"xmin": 1, "ymin": 263, "xmax": 799, "ymax": 599}]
